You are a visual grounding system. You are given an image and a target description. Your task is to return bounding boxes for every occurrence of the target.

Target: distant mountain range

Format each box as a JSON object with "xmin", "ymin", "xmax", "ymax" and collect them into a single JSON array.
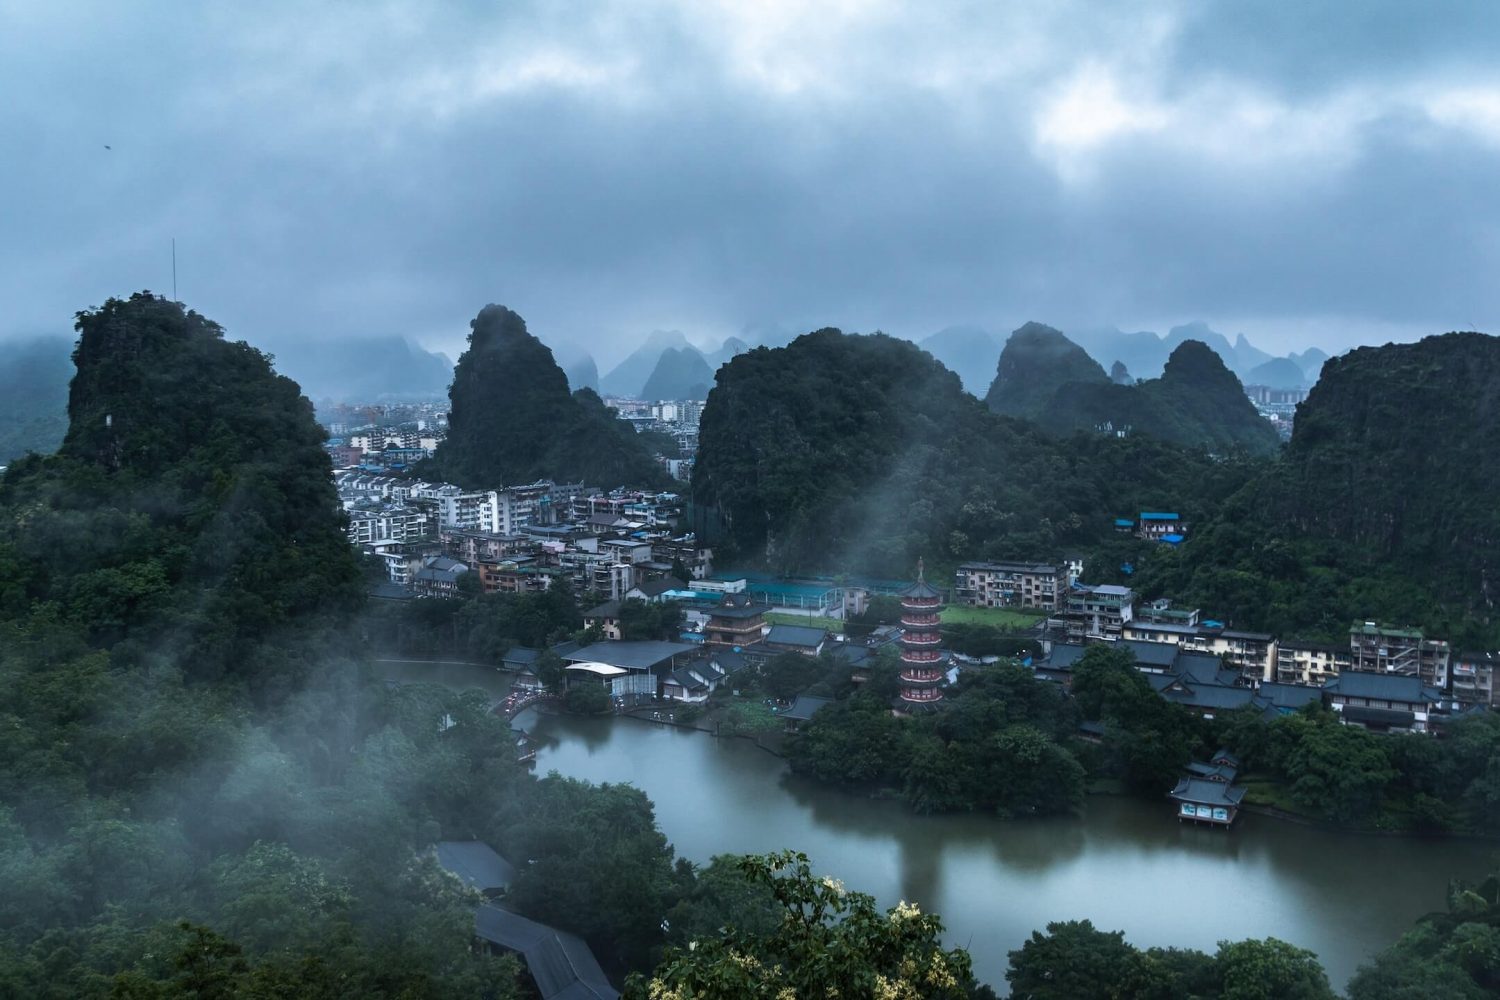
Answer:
[
  {"xmin": 597, "ymin": 331, "xmax": 751, "ymax": 399},
  {"xmin": 265, "ymin": 335, "xmax": 453, "ymax": 401},
  {"xmin": 985, "ymin": 323, "xmax": 1282, "ymax": 455}
]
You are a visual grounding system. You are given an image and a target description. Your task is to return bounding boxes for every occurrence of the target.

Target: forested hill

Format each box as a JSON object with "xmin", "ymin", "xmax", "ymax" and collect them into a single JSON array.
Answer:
[
  {"xmin": 1138, "ymin": 331, "xmax": 1500, "ymax": 646},
  {"xmin": 432, "ymin": 304, "xmax": 669, "ymax": 489},
  {"xmin": 692, "ymin": 328, "xmax": 1252, "ymax": 575},
  {"xmin": 989, "ymin": 327, "xmax": 1281, "ymax": 456},
  {"xmin": 0, "ymin": 292, "xmax": 362, "ymax": 689},
  {"xmin": 984, "ymin": 322, "xmax": 1108, "ymax": 416}
]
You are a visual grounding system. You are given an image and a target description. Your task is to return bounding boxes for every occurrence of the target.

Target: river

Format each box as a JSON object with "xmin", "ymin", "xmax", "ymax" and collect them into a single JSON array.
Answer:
[
  {"xmin": 525, "ymin": 711, "xmax": 1494, "ymax": 995},
  {"xmin": 371, "ymin": 661, "xmax": 1494, "ymax": 993}
]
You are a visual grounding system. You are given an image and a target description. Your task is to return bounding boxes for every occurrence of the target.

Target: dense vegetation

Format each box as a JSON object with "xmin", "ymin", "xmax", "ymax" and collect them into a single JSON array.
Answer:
[
  {"xmin": 789, "ymin": 661, "xmax": 1086, "ymax": 817},
  {"xmin": 1135, "ymin": 331, "xmax": 1500, "ymax": 646},
  {"xmin": 432, "ymin": 304, "xmax": 670, "ymax": 489},
  {"xmin": 693, "ymin": 328, "xmax": 1258, "ymax": 575},
  {"xmin": 0, "ymin": 335, "xmax": 72, "ymax": 463},
  {"xmin": 988, "ymin": 326, "xmax": 1282, "ymax": 455},
  {"xmin": 985, "ymin": 321, "xmax": 1110, "ymax": 416}
]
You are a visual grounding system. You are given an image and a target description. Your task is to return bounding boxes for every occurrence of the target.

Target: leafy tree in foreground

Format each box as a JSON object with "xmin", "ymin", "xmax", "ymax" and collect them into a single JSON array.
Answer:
[{"xmin": 629, "ymin": 851, "xmax": 992, "ymax": 999}]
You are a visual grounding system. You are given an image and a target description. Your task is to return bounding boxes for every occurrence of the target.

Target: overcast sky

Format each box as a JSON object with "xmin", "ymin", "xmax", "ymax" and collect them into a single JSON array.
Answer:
[{"xmin": 4, "ymin": 1, "xmax": 1499, "ymax": 364}]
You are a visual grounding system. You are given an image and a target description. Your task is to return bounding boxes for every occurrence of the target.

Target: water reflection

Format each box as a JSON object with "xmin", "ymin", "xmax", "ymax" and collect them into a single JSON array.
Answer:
[{"xmin": 530, "ymin": 711, "xmax": 1494, "ymax": 994}]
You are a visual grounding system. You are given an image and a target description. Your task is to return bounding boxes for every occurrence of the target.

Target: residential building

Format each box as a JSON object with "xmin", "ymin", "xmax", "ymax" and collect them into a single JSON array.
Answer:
[
  {"xmin": 1275, "ymin": 641, "xmax": 1351, "ymax": 686},
  {"xmin": 1349, "ymin": 622, "xmax": 1450, "ymax": 688},
  {"xmin": 1059, "ymin": 583, "xmax": 1134, "ymax": 641},
  {"xmin": 346, "ymin": 502, "xmax": 432, "ymax": 545},
  {"xmin": 583, "ymin": 600, "xmax": 623, "ymax": 641},
  {"xmin": 412, "ymin": 556, "xmax": 469, "ymax": 598},
  {"xmin": 953, "ymin": 561, "xmax": 1064, "ymax": 611},
  {"xmin": 1137, "ymin": 512, "xmax": 1187, "ymax": 542},
  {"xmin": 1323, "ymin": 671, "xmax": 1443, "ymax": 733},
  {"xmin": 1451, "ymin": 651, "xmax": 1499, "ymax": 708}
]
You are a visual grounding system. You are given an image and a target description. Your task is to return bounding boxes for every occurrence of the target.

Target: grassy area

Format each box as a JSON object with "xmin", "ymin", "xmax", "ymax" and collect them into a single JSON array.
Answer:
[
  {"xmin": 764, "ymin": 610, "xmax": 845, "ymax": 634},
  {"xmin": 939, "ymin": 605, "xmax": 1046, "ymax": 629}
]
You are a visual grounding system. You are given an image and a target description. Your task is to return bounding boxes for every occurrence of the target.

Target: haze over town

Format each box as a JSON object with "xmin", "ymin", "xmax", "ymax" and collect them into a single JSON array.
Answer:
[{"xmin": 5, "ymin": 0, "xmax": 1500, "ymax": 362}]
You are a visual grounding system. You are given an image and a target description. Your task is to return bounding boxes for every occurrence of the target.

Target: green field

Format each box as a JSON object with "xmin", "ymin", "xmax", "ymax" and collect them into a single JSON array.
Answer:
[
  {"xmin": 939, "ymin": 605, "xmax": 1046, "ymax": 629},
  {"xmin": 764, "ymin": 610, "xmax": 845, "ymax": 633}
]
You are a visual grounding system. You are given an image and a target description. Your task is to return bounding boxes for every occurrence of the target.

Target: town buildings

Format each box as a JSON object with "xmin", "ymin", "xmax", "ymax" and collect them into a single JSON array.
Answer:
[{"xmin": 953, "ymin": 561, "xmax": 1064, "ymax": 611}]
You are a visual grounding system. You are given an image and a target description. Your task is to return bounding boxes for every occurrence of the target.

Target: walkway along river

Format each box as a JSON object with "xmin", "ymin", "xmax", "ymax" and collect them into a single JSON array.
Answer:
[{"xmin": 525, "ymin": 711, "xmax": 1496, "ymax": 995}]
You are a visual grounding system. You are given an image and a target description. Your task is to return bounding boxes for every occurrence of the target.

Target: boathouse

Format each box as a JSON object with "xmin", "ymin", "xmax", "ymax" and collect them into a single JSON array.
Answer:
[{"xmin": 1169, "ymin": 777, "xmax": 1247, "ymax": 827}]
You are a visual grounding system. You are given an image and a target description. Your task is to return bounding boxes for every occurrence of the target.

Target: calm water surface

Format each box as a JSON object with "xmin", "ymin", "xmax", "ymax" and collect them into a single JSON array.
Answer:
[
  {"xmin": 527, "ymin": 711, "xmax": 1495, "ymax": 994},
  {"xmin": 374, "ymin": 662, "xmax": 1494, "ymax": 994}
]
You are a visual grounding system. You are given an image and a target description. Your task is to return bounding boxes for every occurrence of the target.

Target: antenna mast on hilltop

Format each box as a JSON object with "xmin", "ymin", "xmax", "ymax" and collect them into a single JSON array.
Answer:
[{"xmin": 172, "ymin": 238, "xmax": 177, "ymax": 302}]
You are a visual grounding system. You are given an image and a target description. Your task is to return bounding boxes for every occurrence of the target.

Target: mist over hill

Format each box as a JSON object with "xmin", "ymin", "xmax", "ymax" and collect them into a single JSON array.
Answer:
[
  {"xmin": 266, "ymin": 335, "xmax": 453, "ymax": 401},
  {"xmin": 0, "ymin": 336, "xmax": 72, "ymax": 463},
  {"xmin": 919, "ymin": 325, "xmax": 1001, "ymax": 394},
  {"xmin": 641, "ymin": 346, "xmax": 714, "ymax": 400}
]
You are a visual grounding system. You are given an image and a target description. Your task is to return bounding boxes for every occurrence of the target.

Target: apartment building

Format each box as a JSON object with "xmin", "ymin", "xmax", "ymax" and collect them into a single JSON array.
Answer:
[
  {"xmin": 1059, "ymin": 584, "xmax": 1135, "ymax": 641},
  {"xmin": 1275, "ymin": 641, "xmax": 1352, "ymax": 687},
  {"xmin": 953, "ymin": 561, "xmax": 1064, "ymax": 611},
  {"xmin": 1350, "ymin": 623, "xmax": 1450, "ymax": 688}
]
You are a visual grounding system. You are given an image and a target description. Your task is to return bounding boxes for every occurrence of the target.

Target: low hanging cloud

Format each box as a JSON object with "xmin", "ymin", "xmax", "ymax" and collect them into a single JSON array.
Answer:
[{"xmin": 3, "ymin": 0, "xmax": 1498, "ymax": 359}]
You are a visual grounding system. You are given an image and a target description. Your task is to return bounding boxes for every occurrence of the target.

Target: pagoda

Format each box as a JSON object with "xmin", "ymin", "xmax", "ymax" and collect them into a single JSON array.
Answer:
[{"xmin": 896, "ymin": 560, "xmax": 946, "ymax": 708}]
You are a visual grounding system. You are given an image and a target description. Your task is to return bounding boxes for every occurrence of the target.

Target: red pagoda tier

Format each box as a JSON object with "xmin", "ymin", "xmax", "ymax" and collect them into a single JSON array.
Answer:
[{"xmin": 896, "ymin": 562, "xmax": 947, "ymax": 708}]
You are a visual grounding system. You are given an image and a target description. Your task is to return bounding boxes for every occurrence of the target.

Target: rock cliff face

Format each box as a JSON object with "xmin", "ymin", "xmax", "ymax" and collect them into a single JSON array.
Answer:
[{"xmin": 433, "ymin": 304, "xmax": 667, "ymax": 489}]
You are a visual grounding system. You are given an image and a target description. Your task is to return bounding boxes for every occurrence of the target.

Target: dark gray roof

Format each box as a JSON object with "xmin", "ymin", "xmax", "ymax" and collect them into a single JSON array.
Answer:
[
  {"xmin": 765, "ymin": 623, "xmax": 827, "ymax": 648},
  {"xmin": 1324, "ymin": 671, "xmax": 1441, "ymax": 704},
  {"xmin": 1119, "ymin": 640, "xmax": 1180, "ymax": 668},
  {"xmin": 1257, "ymin": 682, "xmax": 1323, "ymax": 710},
  {"xmin": 631, "ymin": 577, "xmax": 686, "ymax": 598},
  {"xmin": 900, "ymin": 578, "xmax": 944, "ymax": 600},
  {"xmin": 781, "ymin": 694, "xmax": 833, "ymax": 721},
  {"xmin": 1044, "ymin": 643, "xmax": 1090, "ymax": 671},
  {"xmin": 504, "ymin": 647, "xmax": 541, "ymax": 667},
  {"xmin": 565, "ymin": 640, "xmax": 697, "ymax": 670},
  {"xmin": 1185, "ymin": 761, "xmax": 1238, "ymax": 782},
  {"xmin": 710, "ymin": 649, "xmax": 749, "ymax": 674},
  {"xmin": 474, "ymin": 905, "xmax": 618, "ymax": 1000},
  {"xmin": 435, "ymin": 841, "xmax": 516, "ymax": 893},
  {"xmin": 583, "ymin": 600, "xmax": 621, "ymax": 619},
  {"xmin": 1168, "ymin": 777, "xmax": 1247, "ymax": 807},
  {"xmin": 710, "ymin": 594, "xmax": 770, "ymax": 619},
  {"xmin": 369, "ymin": 581, "xmax": 416, "ymax": 601},
  {"xmin": 1161, "ymin": 684, "xmax": 1261, "ymax": 712}
]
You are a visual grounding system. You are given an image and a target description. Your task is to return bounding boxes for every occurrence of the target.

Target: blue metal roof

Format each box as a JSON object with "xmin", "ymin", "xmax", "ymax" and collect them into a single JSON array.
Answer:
[{"xmin": 1140, "ymin": 511, "xmax": 1181, "ymax": 520}]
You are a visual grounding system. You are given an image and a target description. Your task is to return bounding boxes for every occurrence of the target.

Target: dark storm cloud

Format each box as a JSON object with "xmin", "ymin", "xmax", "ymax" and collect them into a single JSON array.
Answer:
[{"xmin": 2, "ymin": 0, "xmax": 1498, "ymax": 359}]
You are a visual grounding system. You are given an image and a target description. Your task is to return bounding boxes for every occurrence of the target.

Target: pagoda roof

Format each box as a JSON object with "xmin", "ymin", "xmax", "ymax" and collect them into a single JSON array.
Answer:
[{"xmin": 900, "ymin": 578, "xmax": 944, "ymax": 599}]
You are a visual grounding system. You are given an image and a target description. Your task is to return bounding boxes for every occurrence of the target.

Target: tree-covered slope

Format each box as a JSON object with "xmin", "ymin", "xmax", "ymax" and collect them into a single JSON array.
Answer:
[
  {"xmin": 984, "ymin": 322, "xmax": 1109, "ymax": 416},
  {"xmin": 1002, "ymin": 334, "xmax": 1281, "ymax": 456},
  {"xmin": 0, "ymin": 335, "xmax": 71, "ymax": 462},
  {"xmin": 0, "ymin": 293, "xmax": 362, "ymax": 687},
  {"xmin": 640, "ymin": 346, "xmax": 713, "ymax": 400},
  {"xmin": 1280, "ymin": 332, "xmax": 1500, "ymax": 595},
  {"xmin": 1137, "ymin": 331, "xmax": 1500, "ymax": 645},
  {"xmin": 433, "ymin": 305, "xmax": 668, "ymax": 489},
  {"xmin": 693, "ymin": 329, "xmax": 1249, "ymax": 575}
]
